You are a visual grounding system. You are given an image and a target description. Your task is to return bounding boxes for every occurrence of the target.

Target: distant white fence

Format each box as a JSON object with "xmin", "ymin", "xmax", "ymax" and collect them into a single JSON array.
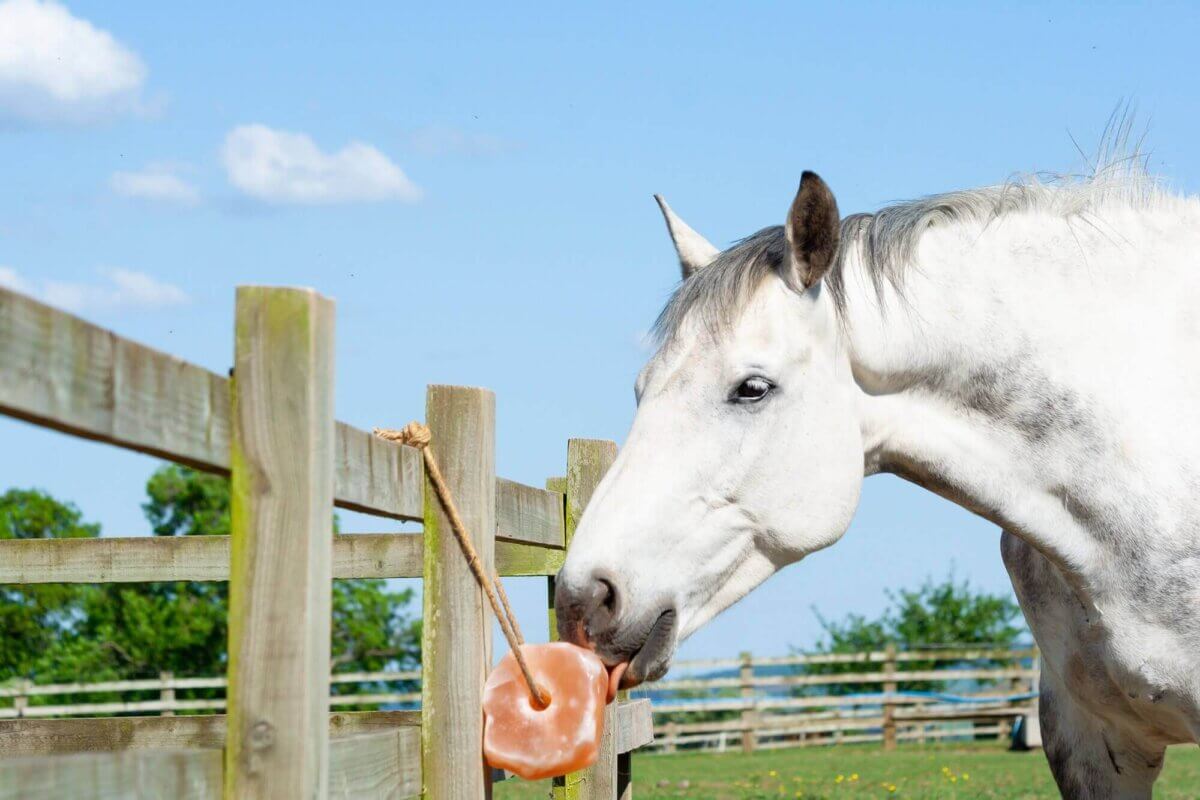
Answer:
[{"xmin": 635, "ymin": 645, "xmax": 1042, "ymax": 753}]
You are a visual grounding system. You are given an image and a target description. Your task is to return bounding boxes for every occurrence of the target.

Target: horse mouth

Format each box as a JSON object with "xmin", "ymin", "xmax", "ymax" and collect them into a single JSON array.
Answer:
[{"xmin": 613, "ymin": 607, "xmax": 678, "ymax": 690}]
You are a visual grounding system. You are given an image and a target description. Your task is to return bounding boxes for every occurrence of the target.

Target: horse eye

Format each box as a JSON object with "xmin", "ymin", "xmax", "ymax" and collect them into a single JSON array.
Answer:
[{"xmin": 731, "ymin": 377, "xmax": 774, "ymax": 403}]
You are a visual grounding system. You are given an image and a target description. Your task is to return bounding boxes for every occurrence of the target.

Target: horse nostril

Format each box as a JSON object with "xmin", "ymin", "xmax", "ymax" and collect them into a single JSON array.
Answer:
[
  {"xmin": 598, "ymin": 577, "xmax": 617, "ymax": 614},
  {"xmin": 554, "ymin": 571, "xmax": 622, "ymax": 646}
]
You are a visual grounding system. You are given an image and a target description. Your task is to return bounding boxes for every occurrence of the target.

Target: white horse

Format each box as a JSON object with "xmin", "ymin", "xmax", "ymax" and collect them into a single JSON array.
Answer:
[{"xmin": 555, "ymin": 151, "xmax": 1200, "ymax": 797}]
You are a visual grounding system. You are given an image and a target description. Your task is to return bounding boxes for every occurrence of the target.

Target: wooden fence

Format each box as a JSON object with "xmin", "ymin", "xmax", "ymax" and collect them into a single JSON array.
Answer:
[
  {"xmin": 1, "ymin": 644, "xmax": 1043, "ymax": 758},
  {"xmin": 0, "ymin": 285, "xmax": 652, "ymax": 799},
  {"xmin": 635, "ymin": 646, "xmax": 1042, "ymax": 754}
]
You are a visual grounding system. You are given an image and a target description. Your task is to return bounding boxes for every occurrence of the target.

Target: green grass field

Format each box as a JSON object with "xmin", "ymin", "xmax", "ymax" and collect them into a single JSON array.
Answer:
[{"xmin": 494, "ymin": 742, "xmax": 1200, "ymax": 799}]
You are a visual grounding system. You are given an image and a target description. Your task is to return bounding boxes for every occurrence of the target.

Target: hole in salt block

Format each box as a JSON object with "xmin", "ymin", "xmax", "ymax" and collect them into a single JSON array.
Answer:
[{"xmin": 528, "ymin": 688, "xmax": 552, "ymax": 710}]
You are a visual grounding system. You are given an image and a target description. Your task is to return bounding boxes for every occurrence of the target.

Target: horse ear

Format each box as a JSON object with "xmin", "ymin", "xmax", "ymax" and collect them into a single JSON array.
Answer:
[
  {"xmin": 654, "ymin": 194, "xmax": 719, "ymax": 279},
  {"xmin": 785, "ymin": 171, "xmax": 840, "ymax": 289}
]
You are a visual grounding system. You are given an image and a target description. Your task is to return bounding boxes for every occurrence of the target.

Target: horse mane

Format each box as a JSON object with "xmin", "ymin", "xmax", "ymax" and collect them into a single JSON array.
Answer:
[{"xmin": 654, "ymin": 127, "xmax": 1187, "ymax": 344}]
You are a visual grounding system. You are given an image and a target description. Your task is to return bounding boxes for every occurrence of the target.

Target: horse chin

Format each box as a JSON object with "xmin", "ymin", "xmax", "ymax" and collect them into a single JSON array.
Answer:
[{"xmin": 617, "ymin": 607, "xmax": 678, "ymax": 689}]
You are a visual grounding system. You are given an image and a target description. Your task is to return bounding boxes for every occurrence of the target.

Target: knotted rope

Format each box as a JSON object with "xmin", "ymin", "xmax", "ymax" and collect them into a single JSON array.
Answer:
[{"xmin": 374, "ymin": 422, "xmax": 551, "ymax": 709}]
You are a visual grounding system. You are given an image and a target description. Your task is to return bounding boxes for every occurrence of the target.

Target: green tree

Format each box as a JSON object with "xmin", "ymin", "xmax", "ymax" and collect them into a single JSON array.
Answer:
[
  {"xmin": 0, "ymin": 468, "xmax": 421, "ymax": 697},
  {"xmin": 802, "ymin": 573, "xmax": 1024, "ymax": 693},
  {"xmin": 132, "ymin": 465, "xmax": 422, "ymax": 678},
  {"xmin": 0, "ymin": 490, "xmax": 99, "ymax": 680}
]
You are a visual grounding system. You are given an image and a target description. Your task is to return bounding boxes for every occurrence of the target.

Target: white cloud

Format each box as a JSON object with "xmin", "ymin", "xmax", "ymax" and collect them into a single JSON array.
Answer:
[
  {"xmin": 0, "ymin": 267, "xmax": 188, "ymax": 312},
  {"xmin": 221, "ymin": 124, "xmax": 421, "ymax": 205},
  {"xmin": 110, "ymin": 164, "xmax": 199, "ymax": 205},
  {"xmin": 0, "ymin": 0, "xmax": 147, "ymax": 124}
]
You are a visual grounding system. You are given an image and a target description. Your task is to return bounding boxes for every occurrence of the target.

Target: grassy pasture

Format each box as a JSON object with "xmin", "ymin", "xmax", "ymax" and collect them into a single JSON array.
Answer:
[{"xmin": 495, "ymin": 741, "xmax": 1200, "ymax": 799}]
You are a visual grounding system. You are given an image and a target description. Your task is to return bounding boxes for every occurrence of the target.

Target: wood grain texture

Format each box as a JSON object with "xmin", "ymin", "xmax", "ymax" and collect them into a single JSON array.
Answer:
[
  {"xmin": 613, "ymin": 699, "xmax": 654, "ymax": 754},
  {"xmin": 544, "ymin": 476, "xmax": 568, "ymax": 649},
  {"xmin": 494, "ymin": 540, "xmax": 565, "ymax": 577},
  {"xmin": 0, "ymin": 722, "xmax": 420, "ymax": 799},
  {"xmin": 333, "ymin": 422, "xmax": 423, "ymax": 520},
  {"xmin": 559, "ymin": 439, "xmax": 618, "ymax": 800},
  {"xmin": 0, "ymin": 287, "xmax": 421, "ymax": 520},
  {"xmin": 0, "ymin": 712, "xmax": 419, "ymax": 758},
  {"xmin": 420, "ymin": 385, "xmax": 495, "ymax": 800},
  {"xmin": 226, "ymin": 286, "xmax": 335, "ymax": 800},
  {"xmin": 328, "ymin": 729, "xmax": 421, "ymax": 799},
  {"xmin": 495, "ymin": 477, "xmax": 564, "ymax": 547},
  {"xmin": 0, "ymin": 527, "xmax": 557, "ymax": 583},
  {"xmin": 0, "ymin": 533, "xmax": 424, "ymax": 584},
  {"xmin": 0, "ymin": 746, "xmax": 222, "ymax": 800}
]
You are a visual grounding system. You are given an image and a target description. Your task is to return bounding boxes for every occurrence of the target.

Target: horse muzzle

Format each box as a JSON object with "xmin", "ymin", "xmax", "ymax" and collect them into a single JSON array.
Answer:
[{"xmin": 554, "ymin": 570, "xmax": 678, "ymax": 689}]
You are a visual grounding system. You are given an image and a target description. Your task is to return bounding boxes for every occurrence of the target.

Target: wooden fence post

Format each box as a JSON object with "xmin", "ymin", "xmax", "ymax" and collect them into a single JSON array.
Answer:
[
  {"xmin": 13, "ymin": 680, "xmax": 28, "ymax": 719},
  {"xmin": 882, "ymin": 643, "xmax": 897, "ymax": 751},
  {"xmin": 552, "ymin": 439, "xmax": 618, "ymax": 800},
  {"xmin": 226, "ymin": 286, "xmax": 336, "ymax": 800},
  {"xmin": 545, "ymin": 475, "xmax": 587, "ymax": 800},
  {"xmin": 421, "ymin": 385, "xmax": 496, "ymax": 800},
  {"xmin": 1022, "ymin": 645, "xmax": 1043, "ymax": 748},
  {"xmin": 160, "ymin": 672, "xmax": 175, "ymax": 717},
  {"xmin": 740, "ymin": 651, "xmax": 756, "ymax": 754}
]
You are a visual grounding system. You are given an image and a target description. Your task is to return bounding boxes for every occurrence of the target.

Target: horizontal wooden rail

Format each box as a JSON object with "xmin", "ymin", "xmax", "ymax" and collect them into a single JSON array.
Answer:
[
  {"xmin": 0, "ymin": 287, "xmax": 423, "ymax": 521},
  {"xmin": 0, "ymin": 703, "xmax": 645, "ymax": 795},
  {"xmin": 0, "ymin": 724, "xmax": 420, "ymax": 799},
  {"xmin": 0, "ymin": 530, "xmax": 565, "ymax": 584},
  {"xmin": 0, "ymin": 711, "xmax": 418, "ymax": 757},
  {"xmin": 495, "ymin": 478, "xmax": 564, "ymax": 548},
  {"xmin": 661, "ymin": 647, "xmax": 1038, "ymax": 672},
  {"xmin": 0, "ymin": 695, "xmax": 423, "ymax": 720},
  {"xmin": 0, "ymin": 673, "xmax": 422, "ymax": 701},
  {"xmin": 613, "ymin": 699, "xmax": 654, "ymax": 754},
  {"xmin": 0, "ymin": 681, "xmax": 651, "ymax": 751},
  {"xmin": 644, "ymin": 666, "xmax": 1037, "ymax": 692},
  {"xmin": 646, "ymin": 691, "xmax": 1032, "ymax": 715}
]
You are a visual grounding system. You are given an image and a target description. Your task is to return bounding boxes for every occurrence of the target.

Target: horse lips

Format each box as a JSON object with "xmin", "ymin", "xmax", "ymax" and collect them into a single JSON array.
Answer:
[{"xmin": 482, "ymin": 642, "xmax": 611, "ymax": 780}]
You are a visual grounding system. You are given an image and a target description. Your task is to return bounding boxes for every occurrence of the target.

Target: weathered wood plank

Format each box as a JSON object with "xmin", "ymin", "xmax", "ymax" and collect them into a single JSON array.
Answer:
[
  {"xmin": 421, "ymin": 385, "xmax": 495, "ymax": 800},
  {"xmin": 495, "ymin": 540, "xmax": 565, "ymax": 577},
  {"xmin": 0, "ymin": 287, "xmax": 421, "ymax": 520},
  {"xmin": 0, "ymin": 536, "xmax": 231, "ymax": 584},
  {"xmin": 0, "ymin": 723, "xmax": 420, "ymax": 800},
  {"xmin": 0, "ymin": 286, "xmax": 230, "ymax": 469},
  {"xmin": 0, "ymin": 533, "xmax": 424, "ymax": 583},
  {"xmin": 0, "ymin": 746, "xmax": 222, "ymax": 800},
  {"xmin": 0, "ymin": 712, "xmax": 420, "ymax": 758},
  {"xmin": 334, "ymin": 422, "xmax": 423, "ymax": 520},
  {"xmin": 544, "ymin": 476, "xmax": 568, "ymax": 693},
  {"xmin": 332, "ymin": 533, "xmax": 422, "ymax": 579},
  {"xmin": 0, "ymin": 532, "xmax": 563, "ymax": 585},
  {"xmin": 328, "ymin": 728, "xmax": 421, "ymax": 799},
  {"xmin": 558, "ymin": 439, "xmax": 618, "ymax": 800},
  {"xmin": 226, "ymin": 286, "xmax": 335, "ymax": 800},
  {"xmin": 495, "ymin": 477, "xmax": 564, "ymax": 548},
  {"xmin": 613, "ymin": 699, "xmax": 654, "ymax": 754}
]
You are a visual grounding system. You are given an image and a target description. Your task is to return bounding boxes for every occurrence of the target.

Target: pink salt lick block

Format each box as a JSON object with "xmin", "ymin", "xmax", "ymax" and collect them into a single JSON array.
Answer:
[{"xmin": 483, "ymin": 642, "xmax": 625, "ymax": 781}]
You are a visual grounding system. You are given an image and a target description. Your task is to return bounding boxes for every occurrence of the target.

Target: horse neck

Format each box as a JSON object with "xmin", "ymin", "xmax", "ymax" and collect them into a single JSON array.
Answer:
[{"xmin": 831, "ymin": 211, "xmax": 1179, "ymax": 597}]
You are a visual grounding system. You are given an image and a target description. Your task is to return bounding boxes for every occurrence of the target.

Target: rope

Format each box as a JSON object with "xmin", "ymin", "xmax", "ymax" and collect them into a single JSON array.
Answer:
[{"xmin": 374, "ymin": 422, "xmax": 551, "ymax": 709}]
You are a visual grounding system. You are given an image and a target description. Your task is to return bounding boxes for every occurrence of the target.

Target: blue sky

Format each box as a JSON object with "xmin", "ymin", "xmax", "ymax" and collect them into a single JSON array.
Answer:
[{"xmin": 2, "ymin": 1, "xmax": 1198, "ymax": 662}]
